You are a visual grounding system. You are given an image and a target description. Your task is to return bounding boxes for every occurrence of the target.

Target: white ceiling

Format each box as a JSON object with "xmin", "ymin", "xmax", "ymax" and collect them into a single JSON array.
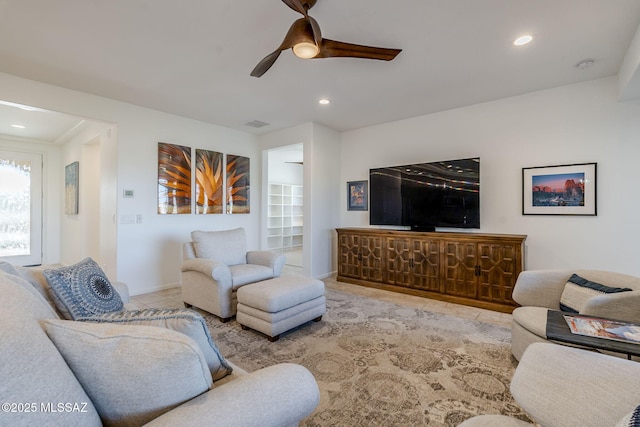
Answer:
[{"xmin": 0, "ymin": 0, "xmax": 639, "ymax": 142}]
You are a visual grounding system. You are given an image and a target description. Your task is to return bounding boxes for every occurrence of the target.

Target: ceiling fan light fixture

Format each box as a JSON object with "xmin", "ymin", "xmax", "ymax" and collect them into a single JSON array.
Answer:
[
  {"xmin": 251, "ymin": 0, "xmax": 402, "ymax": 77},
  {"xmin": 293, "ymin": 41, "xmax": 319, "ymax": 59}
]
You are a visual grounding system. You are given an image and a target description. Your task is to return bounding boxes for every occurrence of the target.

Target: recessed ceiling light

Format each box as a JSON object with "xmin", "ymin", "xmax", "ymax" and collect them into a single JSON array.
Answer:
[
  {"xmin": 575, "ymin": 59, "xmax": 595, "ymax": 70},
  {"xmin": 318, "ymin": 98, "xmax": 330, "ymax": 105},
  {"xmin": 11, "ymin": 124, "xmax": 26, "ymax": 129},
  {"xmin": 514, "ymin": 35, "xmax": 533, "ymax": 46}
]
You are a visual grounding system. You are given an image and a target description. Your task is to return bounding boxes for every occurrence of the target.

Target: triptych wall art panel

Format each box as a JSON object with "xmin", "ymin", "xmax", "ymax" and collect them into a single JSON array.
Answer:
[
  {"xmin": 195, "ymin": 149, "xmax": 223, "ymax": 214},
  {"xmin": 157, "ymin": 143, "xmax": 249, "ymax": 215},
  {"xmin": 158, "ymin": 143, "xmax": 192, "ymax": 214},
  {"xmin": 226, "ymin": 154, "xmax": 250, "ymax": 214}
]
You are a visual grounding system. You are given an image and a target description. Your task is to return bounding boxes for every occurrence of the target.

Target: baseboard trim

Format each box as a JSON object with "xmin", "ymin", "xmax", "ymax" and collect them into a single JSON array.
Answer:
[
  {"xmin": 314, "ymin": 271, "xmax": 336, "ymax": 280},
  {"xmin": 129, "ymin": 282, "xmax": 181, "ymax": 297}
]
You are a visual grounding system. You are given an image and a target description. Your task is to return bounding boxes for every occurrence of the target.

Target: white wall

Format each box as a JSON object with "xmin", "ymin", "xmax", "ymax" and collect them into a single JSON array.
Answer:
[
  {"xmin": 60, "ymin": 123, "xmax": 111, "ymax": 265},
  {"xmin": 0, "ymin": 72, "xmax": 260, "ymax": 295},
  {"xmin": 340, "ymin": 77, "xmax": 640, "ymax": 277},
  {"xmin": 308, "ymin": 123, "xmax": 341, "ymax": 276},
  {"xmin": 114, "ymin": 111, "xmax": 259, "ymax": 294}
]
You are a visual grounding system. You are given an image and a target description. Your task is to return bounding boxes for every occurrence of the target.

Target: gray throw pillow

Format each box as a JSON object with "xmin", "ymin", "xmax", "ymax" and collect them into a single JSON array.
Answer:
[
  {"xmin": 0, "ymin": 261, "xmax": 54, "ymax": 310},
  {"xmin": 0, "ymin": 260, "xmax": 23, "ymax": 277},
  {"xmin": 42, "ymin": 319, "xmax": 212, "ymax": 426},
  {"xmin": 43, "ymin": 258, "xmax": 123, "ymax": 320},
  {"xmin": 560, "ymin": 273, "xmax": 632, "ymax": 313},
  {"xmin": 80, "ymin": 308, "xmax": 233, "ymax": 381}
]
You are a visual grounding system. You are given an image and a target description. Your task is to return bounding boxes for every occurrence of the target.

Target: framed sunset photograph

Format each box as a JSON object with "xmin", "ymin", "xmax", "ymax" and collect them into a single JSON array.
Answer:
[{"xmin": 522, "ymin": 162, "xmax": 597, "ymax": 215}]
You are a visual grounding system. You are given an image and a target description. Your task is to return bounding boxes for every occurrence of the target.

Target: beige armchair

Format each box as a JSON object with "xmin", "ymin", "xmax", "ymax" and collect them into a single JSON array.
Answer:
[
  {"xmin": 511, "ymin": 269, "xmax": 640, "ymax": 360},
  {"xmin": 181, "ymin": 228, "xmax": 286, "ymax": 322},
  {"xmin": 459, "ymin": 342, "xmax": 640, "ymax": 427}
]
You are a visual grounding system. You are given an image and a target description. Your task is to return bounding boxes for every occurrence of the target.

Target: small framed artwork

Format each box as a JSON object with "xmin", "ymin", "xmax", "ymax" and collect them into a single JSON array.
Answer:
[
  {"xmin": 347, "ymin": 180, "xmax": 368, "ymax": 211},
  {"xmin": 65, "ymin": 161, "xmax": 79, "ymax": 215},
  {"xmin": 522, "ymin": 162, "xmax": 597, "ymax": 215}
]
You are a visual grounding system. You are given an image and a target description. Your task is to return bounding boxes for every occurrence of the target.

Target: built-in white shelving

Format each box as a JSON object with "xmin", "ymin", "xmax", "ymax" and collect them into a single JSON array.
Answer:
[{"xmin": 267, "ymin": 183, "xmax": 303, "ymax": 252}]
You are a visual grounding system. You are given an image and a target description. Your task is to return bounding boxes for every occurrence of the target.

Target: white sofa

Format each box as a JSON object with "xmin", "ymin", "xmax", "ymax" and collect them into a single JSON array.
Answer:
[
  {"xmin": 0, "ymin": 262, "xmax": 319, "ymax": 427},
  {"xmin": 181, "ymin": 228, "xmax": 286, "ymax": 321},
  {"xmin": 511, "ymin": 269, "xmax": 640, "ymax": 360},
  {"xmin": 459, "ymin": 342, "xmax": 640, "ymax": 427}
]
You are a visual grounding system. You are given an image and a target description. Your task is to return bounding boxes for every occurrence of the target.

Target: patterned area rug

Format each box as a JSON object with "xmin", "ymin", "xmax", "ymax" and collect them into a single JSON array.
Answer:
[{"xmin": 205, "ymin": 289, "xmax": 533, "ymax": 426}]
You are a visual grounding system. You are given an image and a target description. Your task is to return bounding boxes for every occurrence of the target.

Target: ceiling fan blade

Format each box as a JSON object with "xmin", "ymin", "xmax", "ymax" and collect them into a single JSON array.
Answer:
[
  {"xmin": 250, "ymin": 19, "xmax": 308, "ymax": 77},
  {"xmin": 307, "ymin": 15, "xmax": 322, "ymax": 46},
  {"xmin": 316, "ymin": 39, "xmax": 402, "ymax": 61},
  {"xmin": 250, "ymin": 50, "xmax": 283, "ymax": 77},
  {"xmin": 281, "ymin": 0, "xmax": 307, "ymax": 16}
]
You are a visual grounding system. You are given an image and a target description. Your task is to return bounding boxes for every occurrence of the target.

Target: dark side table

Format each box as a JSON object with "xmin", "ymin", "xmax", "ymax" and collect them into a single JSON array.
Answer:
[{"xmin": 546, "ymin": 310, "xmax": 640, "ymax": 360}]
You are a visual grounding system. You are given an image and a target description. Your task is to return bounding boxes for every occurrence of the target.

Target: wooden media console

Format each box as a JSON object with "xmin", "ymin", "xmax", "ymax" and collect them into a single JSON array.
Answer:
[{"xmin": 336, "ymin": 228, "xmax": 527, "ymax": 313}]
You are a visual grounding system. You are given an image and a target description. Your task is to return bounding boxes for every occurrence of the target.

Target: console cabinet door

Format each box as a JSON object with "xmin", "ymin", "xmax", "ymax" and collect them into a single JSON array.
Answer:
[
  {"xmin": 338, "ymin": 232, "xmax": 362, "ymax": 279},
  {"xmin": 360, "ymin": 235, "xmax": 384, "ymax": 282},
  {"xmin": 410, "ymin": 238, "xmax": 440, "ymax": 292},
  {"xmin": 384, "ymin": 236, "xmax": 440, "ymax": 290},
  {"xmin": 384, "ymin": 237, "xmax": 412, "ymax": 287},
  {"xmin": 337, "ymin": 232, "xmax": 383, "ymax": 282},
  {"xmin": 477, "ymin": 242, "xmax": 520, "ymax": 304},
  {"xmin": 442, "ymin": 241, "xmax": 478, "ymax": 298}
]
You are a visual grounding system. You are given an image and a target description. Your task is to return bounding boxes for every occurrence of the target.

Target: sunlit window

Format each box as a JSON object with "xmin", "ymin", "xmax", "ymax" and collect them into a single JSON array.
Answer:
[{"xmin": 0, "ymin": 159, "xmax": 31, "ymax": 257}]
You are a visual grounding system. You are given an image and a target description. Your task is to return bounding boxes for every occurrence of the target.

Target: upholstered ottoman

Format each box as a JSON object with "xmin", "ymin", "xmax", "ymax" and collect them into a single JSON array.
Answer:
[{"xmin": 236, "ymin": 276, "xmax": 326, "ymax": 341}]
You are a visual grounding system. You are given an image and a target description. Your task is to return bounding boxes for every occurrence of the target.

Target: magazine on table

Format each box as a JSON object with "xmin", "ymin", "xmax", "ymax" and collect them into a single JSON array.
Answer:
[{"xmin": 563, "ymin": 314, "xmax": 640, "ymax": 344}]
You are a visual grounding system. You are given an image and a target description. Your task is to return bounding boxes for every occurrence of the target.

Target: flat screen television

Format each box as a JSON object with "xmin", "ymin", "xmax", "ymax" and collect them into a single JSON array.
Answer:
[{"xmin": 369, "ymin": 157, "xmax": 480, "ymax": 230}]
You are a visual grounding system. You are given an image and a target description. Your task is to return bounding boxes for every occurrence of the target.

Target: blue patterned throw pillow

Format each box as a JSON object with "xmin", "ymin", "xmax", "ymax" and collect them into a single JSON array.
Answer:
[{"xmin": 43, "ymin": 258, "xmax": 123, "ymax": 320}]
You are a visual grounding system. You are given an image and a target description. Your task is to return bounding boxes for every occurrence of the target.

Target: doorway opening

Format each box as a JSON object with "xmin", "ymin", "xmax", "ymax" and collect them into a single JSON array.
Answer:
[
  {"xmin": 265, "ymin": 144, "xmax": 304, "ymax": 272},
  {"xmin": 0, "ymin": 99, "xmax": 116, "ymax": 272}
]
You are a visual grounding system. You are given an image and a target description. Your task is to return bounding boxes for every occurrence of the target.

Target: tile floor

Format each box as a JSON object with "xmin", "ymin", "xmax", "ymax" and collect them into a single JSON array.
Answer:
[{"xmin": 130, "ymin": 268, "xmax": 513, "ymax": 328}]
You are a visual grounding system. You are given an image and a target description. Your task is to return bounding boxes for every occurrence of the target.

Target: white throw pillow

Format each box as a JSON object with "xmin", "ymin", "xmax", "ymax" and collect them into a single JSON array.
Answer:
[
  {"xmin": 42, "ymin": 319, "xmax": 212, "ymax": 426},
  {"xmin": 560, "ymin": 273, "xmax": 632, "ymax": 313}
]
